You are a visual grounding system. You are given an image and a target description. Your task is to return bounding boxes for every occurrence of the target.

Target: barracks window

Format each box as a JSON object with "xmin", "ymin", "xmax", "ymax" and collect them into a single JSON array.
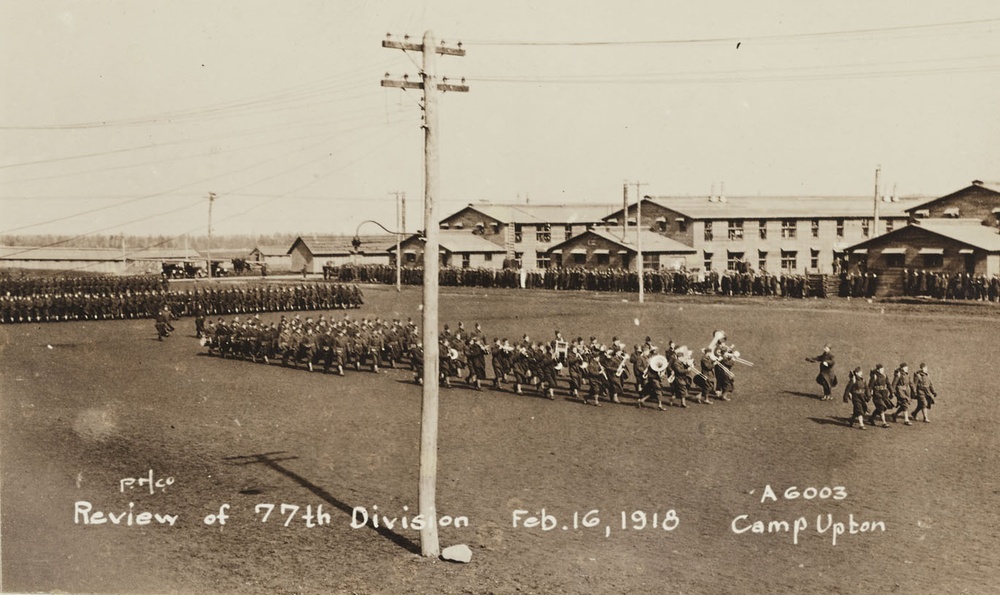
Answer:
[
  {"xmin": 781, "ymin": 250, "xmax": 797, "ymax": 271},
  {"xmin": 704, "ymin": 221, "xmax": 714, "ymax": 242},
  {"xmin": 811, "ymin": 219, "xmax": 820, "ymax": 238},
  {"xmin": 758, "ymin": 220, "xmax": 767, "ymax": 240},
  {"xmin": 781, "ymin": 220, "xmax": 797, "ymax": 239},
  {"xmin": 727, "ymin": 220, "xmax": 744, "ymax": 241}
]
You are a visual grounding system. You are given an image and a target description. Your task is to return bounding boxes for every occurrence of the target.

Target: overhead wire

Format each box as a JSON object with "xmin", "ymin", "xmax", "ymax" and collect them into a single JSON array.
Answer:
[
  {"xmin": 57, "ymin": 121, "xmax": 419, "ymax": 272},
  {"xmin": 0, "ymin": 101, "xmax": 419, "ymax": 187},
  {"xmin": 0, "ymin": 113, "xmax": 415, "ymax": 235},
  {"xmin": 0, "ymin": 91, "xmax": 402, "ymax": 172},
  {"xmin": 465, "ymin": 16, "xmax": 1000, "ymax": 47},
  {"xmin": 467, "ymin": 54, "xmax": 1000, "ymax": 85},
  {"xmin": 0, "ymin": 57, "xmax": 394, "ymax": 130}
]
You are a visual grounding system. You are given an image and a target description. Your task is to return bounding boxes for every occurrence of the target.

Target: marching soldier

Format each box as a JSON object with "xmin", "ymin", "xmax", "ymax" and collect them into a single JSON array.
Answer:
[
  {"xmin": 695, "ymin": 348, "xmax": 717, "ymax": 404},
  {"xmin": 806, "ymin": 345, "xmax": 837, "ymax": 400},
  {"xmin": 911, "ymin": 363, "xmax": 937, "ymax": 422},
  {"xmin": 465, "ymin": 338, "xmax": 489, "ymax": 391},
  {"xmin": 637, "ymin": 354, "xmax": 670, "ymax": 411},
  {"xmin": 490, "ymin": 339, "xmax": 511, "ymax": 390},
  {"xmin": 670, "ymin": 348, "xmax": 694, "ymax": 408},
  {"xmin": 843, "ymin": 367, "xmax": 871, "ymax": 429},
  {"xmin": 891, "ymin": 363, "xmax": 914, "ymax": 426},
  {"xmin": 868, "ymin": 363, "xmax": 892, "ymax": 428}
]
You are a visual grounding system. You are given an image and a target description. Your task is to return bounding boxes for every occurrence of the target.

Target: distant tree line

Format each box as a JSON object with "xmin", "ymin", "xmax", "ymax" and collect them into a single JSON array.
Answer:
[{"xmin": 0, "ymin": 233, "xmax": 300, "ymax": 251}]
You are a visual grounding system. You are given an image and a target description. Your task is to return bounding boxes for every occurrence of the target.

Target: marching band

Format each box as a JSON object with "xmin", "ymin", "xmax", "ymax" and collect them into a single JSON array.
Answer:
[
  {"xmin": 198, "ymin": 313, "xmax": 754, "ymax": 412},
  {"xmin": 196, "ymin": 310, "xmax": 939, "ymax": 427}
]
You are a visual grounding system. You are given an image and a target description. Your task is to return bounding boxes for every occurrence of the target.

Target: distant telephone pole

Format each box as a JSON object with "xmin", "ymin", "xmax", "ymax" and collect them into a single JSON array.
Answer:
[
  {"xmin": 872, "ymin": 165, "xmax": 881, "ymax": 236},
  {"xmin": 381, "ymin": 31, "xmax": 468, "ymax": 559},
  {"xmin": 391, "ymin": 190, "xmax": 405, "ymax": 291},
  {"xmin": 621, "ymin": 182, "xmax": 628, "ymax": 241},
  {"xmin": 630, "ymin": 181, "xmax": 647, "ymax": 303},
  {"xmin": 206, "ymin": 192, "xmax": 216, "ymax": 280}
]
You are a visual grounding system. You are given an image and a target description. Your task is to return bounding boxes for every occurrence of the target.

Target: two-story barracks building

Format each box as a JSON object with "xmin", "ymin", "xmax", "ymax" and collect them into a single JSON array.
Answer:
[
  {"xmin": 602, "ymin": 194, "xmax": 921, "ymax": 274},
  {"xmin": 438, "ymin": 203, "xmax": 618, "ymax": 269}
]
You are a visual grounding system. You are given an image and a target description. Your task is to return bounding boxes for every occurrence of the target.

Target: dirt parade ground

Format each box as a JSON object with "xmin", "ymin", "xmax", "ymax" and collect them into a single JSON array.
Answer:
[{"xmin": 2, "ymin": 284, "xmax": 998, "ymax": 594}]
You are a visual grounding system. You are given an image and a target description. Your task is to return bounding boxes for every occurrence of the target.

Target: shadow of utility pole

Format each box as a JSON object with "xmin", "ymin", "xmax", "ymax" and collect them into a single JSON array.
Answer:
[{"xmin": 224, "ymin": 451, "xmax": 420, "ymax": 555}]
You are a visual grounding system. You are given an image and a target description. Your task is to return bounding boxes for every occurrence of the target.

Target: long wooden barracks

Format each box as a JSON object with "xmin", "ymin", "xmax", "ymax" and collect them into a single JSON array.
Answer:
[
  {"xmin": 306, "ymin": 180, "xmax": 1000, "ymax": 301},
  {"xmin": 844, "ymin": 180, "xmax": 1000, "ymax": 296}
]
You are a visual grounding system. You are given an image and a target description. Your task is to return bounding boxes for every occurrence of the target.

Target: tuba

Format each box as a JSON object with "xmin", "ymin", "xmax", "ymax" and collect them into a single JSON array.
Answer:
[
  {"xmin": 708, "ymin": 330, "xmax": 727, "ymax": 352},
  {"xmin": 448, "ymin": 348, "xmax": 460, "ymax": 360},
  {"xmin": 648, "ymin": 354, "xmax": 669, "ymax": 373}
]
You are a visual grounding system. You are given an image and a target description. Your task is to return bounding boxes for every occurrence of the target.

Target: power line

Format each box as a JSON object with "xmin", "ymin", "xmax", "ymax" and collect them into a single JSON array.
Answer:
[
  {"xmin": 467, "ymin": 16, "xmax": 1000, "ymax": 47},
  {"xmin": 468, "ymin": 61, "xmax": 1000, "ymax": 86},
  {"xmin": 0, "ymin": 59, "xmax": 394, "ymax": 130},
  {"xmin": 0, "ymin": 198, "xmax": 205, "ymax": 260},
  {"xmin": 0, "ymin": 98, "xmax": 406, "ymax": 171},
  {"xmin": 0, "ymin": 104, "xmax": 418, "ymax": 187},
  {"xmin": 212, "ymin": 125, "xmax": 415, "ymax": 228},
  {"xmin": 0, "ymin": 115, "xmax": 413, "ymax": 235}
]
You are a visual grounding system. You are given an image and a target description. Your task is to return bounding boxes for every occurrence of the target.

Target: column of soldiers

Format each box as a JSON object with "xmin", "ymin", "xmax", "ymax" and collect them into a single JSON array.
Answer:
[
  {"xmin": 325, "ymin": 264, "xmax": 821, "ymax": 298},
  {"xmin": 901, "ymin": 270, "xmax": 1000, "ymax": 301},
  {"xmin": 201, "ymin": 313, "xmax": 416, "ymax": 375},
  {"xmin": 1, "ymin": 283, "xmax": 363, "ymax": 324},
  {"xmin": 837, "ymin": 272, "xmax": 880, "ymax": 298},
  {"xmin": 0, "ymin": 274, "xmax": 166, "ymax": 296},
  {"xmin": 201, "ymin": 315, "xmax": 752, "ymax": 413},
  {"xmin": 806, "ymin": 348, "xmax": 939, "ymax": 431}
]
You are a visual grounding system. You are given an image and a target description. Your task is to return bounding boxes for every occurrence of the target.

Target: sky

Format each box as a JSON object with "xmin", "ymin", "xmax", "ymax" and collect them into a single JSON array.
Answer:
[{"xmin": 1, "ymin": 0, "xmax": 998, "ymax": 243}]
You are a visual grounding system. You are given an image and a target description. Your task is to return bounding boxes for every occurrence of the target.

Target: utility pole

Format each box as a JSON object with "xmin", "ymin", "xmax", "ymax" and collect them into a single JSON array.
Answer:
[
  {"xmin": 631, "ymin": 181, "xmax": 647, "ymax": 303},
  {"xmin": 206, "ymin": 192, "xmax": 216, "ymax": 280},
  {"xmin": 873, "ymin": 165, "xmax": 881, "ymax": 237},
  {"xmin": 621, "ymin": 182, "xmax": 628, "ymax": 241},
  {"xmin": 382, "ymin": 31, "xmax": 468, "ymax": 559},
  {"xmin": 391, "ymin": 190, "xmax": 405, "ymax": 292}
]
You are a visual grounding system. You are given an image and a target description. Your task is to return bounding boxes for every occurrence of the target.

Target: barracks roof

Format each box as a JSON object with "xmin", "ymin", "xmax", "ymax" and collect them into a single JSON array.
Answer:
[
  {"xmin": 904, "ymin": 180, "xmax": 1000, "ymax": 213},
  {"xmin": 635, "ymin": 195, "xmax": 924, "ymax": 220},
  {"xmin": 549, "ymin": 228, "xmax": 697, "ymax": 254},
  {"xmin": 288, "ymin": 234, "xmax": 398, "ymax": 256},
  {"xmin": 451, "ymin": 203, "xmax": 618, "ymax": 225},
  {"xmin": 846, "ymin": 219, "xmax": 1000, "ymax": 253},
  {"xmin": 251, "ymin": 245, "xmax": 292, "ymax": 257},
  {"xmin": 392, "ymin": 231, "xmax": 506, "ymax": 253},
  {"xmin": 915, "ymin": 219, "xmax": 1000, "ymax": 251}
]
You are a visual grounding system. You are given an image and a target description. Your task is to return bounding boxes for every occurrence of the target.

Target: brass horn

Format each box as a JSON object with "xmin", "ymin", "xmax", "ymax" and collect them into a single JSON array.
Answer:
[{"xmin": 649, "ymin": 354, "xmax": 669, "ymax": 373}]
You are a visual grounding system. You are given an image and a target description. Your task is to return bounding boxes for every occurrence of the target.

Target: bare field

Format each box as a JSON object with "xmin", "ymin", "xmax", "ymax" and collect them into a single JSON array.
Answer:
[{"xmin": 2, "ymin": 285, "xmax": 999, "ymax": 594}]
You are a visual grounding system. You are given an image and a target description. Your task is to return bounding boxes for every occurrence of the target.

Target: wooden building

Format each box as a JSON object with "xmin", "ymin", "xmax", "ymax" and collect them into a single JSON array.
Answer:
[
  {"xmin": 546, "ymin": 228, "xmax": 696, "ymax": 270},
  {"xmin": 0, "ymin": 246, "xmax": 203, "ymax": 275},
  {"xmin": 438, "ymin": 203, "xmax": 617, "ymax": 269},
  {"xmin": 905, "ymin": 179, "xmax": 1000, "ymax": 225},
  {"xmin": 389, "ymin": 230, "xmax": 507, "ymax": 269},
  {"xmin": 249, "ymin": 245, "xmax": 293, "ymax": 269},
  {"xmin": 288, "ymin": 235, "xmax": 396, "ymax": 274},
  {"xmin": 845, "ymin": 219, "xmax": 1000, "ymax": 296},
  {"xmin": 603, "ymin": 194, "xmax": 921, "ymax": 274}
]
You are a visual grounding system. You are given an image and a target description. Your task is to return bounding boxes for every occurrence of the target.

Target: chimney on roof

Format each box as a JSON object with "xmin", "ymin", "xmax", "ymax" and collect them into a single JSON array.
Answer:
[
  {"xmin": 709, "ymin": 183, "xmax": 717, "ymax": 203},
  {"xmin": 719, "ymin": 182, "xmax": 727, "ymax": 203},
  {"xmin": 972, "ymin": 179, "xmax": 984, "ymax": 186},
  {"xmin": 891, "ymin": 183, "xmax": 898, "ymax": 202}
]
